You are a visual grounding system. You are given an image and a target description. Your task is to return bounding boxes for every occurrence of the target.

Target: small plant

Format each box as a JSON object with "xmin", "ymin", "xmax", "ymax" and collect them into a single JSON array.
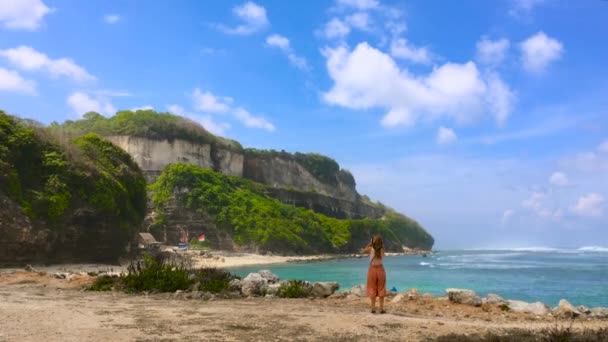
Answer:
[
  {"xmin": 194, "ymin": 268, "xmax": 238, "ymax": 293},
  {"xmin": 85, "ymin": 275, "xmax": 121, "ymax": 291},
  {"xmin": 276, "ymin": 280, "xmax": 311, "ymax": 298},
  {"xmin": 122, "ymin": 254, "xmax": 191, "ymax": 293},
  {"xmin": 499, "ymin": 303, "xmax": 510, "ymax": 312}
]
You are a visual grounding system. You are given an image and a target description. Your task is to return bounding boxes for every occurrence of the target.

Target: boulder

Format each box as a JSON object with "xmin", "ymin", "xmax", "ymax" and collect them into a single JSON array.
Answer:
[
  {"xmin": 589, "ymin": 307, "xmax": 608, "ymax": 318},
  {"xmin": 405, "ymin": 288, "xmax": 421, "ymax": 300},
  {"xmin": 577, "ymin": 305, "xmax": 591, "ymax": 315},
  {"xmin": 241, "ymin": 273, "xmax": 268, "ymax": 297},
  {"xmin": 446, "ymin": 288, "xmax": 482, "ymax": 307},
  {"xmin": 311, "ymin": 282, "xmax": 339, "ymax": 298},
  {"xmin": 552, "ymin": 299, "xmax": 581, "ymax": 318},
  {"xmin": 507, "ymin": 300, "xmax": 551, "ymax": 315},
  {"xmin": 329, "ymin": 291, "xmax": 348, "ymax": 299},
  {"xmin": 266, "ymin": 283, "xmax": 282, "ymax": 296},
  {"xmin": 350, "ymin": 284, "xmax": 367, "ymax": 297},
  {"xmin": 484, "ymin": 293, "xmax": 507, "ymax": 305},
  {"xmin": 390, "ymin": 294, "xmax": 405, "ymax": 304},
  {"xmin": 24, "ymin": 264, "xmax": 34, "ymax": 272},
  {"xmin": 229, "ymin": 279, "xmax": 242, "ymax": 292},
  {"xmin": 258, "ymin": 270, "xmax": 279, "ymax": 284}
]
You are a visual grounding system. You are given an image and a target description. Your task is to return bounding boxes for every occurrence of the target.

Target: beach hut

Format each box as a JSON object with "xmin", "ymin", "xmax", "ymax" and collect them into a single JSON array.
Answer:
[{"xmin": 137, "ymin": 233, "xmax": 162, "ymax": 250}]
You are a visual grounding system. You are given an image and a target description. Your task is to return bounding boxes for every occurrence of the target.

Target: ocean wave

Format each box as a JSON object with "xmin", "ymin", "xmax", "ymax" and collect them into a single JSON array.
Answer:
[
  {"xmin": 437, "ymin": 263, "xmax": 536, "ymax": 270},
  {"xmin": 419, "ymin": 262, "xmax": 431, "ymax": 266},
  {"xmin": 578, "ymin": 246, "xmax": 608, "ymax": 252}
]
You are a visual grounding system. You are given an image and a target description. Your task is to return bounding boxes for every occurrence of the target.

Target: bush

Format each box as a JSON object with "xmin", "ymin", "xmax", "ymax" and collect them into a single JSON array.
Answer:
[
  {"xmin": 429, "ymin": 325, "xmax": 608, "ymax": 342},
  {"xmin": 122, "ymin": 254, "xmax": 191, "ymax": 293},
  {"xmin": 194, "ymin": 268, "xmax": 238, "ymax": 293},
  {"xmin": 276, "ymin": 280, "xmax": 311, "ymax": 298},
  {"xmin": 85, "ymin": 275, "xmax": 121, "ymax": 291}
]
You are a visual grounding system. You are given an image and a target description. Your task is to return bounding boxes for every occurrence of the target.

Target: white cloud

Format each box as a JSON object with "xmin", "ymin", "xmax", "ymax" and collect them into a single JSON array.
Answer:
[
  {"xmin": 104, "ymin": 14, "xmax": 121, "ymax": 24},
  {"xmin": 562, "ymin": 152, "xmax": 608, "ymax": 173},
  {"xmin": 510, "ymin": 0, "xmax": 544, "ymax": 18},
  {"xmin": 502, "ymin": 209, "xmax": 515, "ymax": 225},
  {"xmin": 476, "ymin": 38, "xmax": 510, "ymax": 66},
  {"xmin": 436, "ymin": 126, "xmax": 457, "ymax": 145},
  {"xmin": 167, "ymin": 104, "xmax": 230, "ymax": 136},
  {"xmin": 520, "ymin": 32, "xmax": 563, "ymax": 73},
  {"xmin": 0, "ymin": 0, "xmax": 51, "ymax": 30},
  {"xmin": 215, "ymin": 1, "xmax": 269, "ymax": 35},
  {"xmin": 0, "ymin": 46, "xmax": 95, "ymax": 82},
  {"xmin": 323, "ymin": 18, "xmax": 350, "ymax": 39},
  {"xmin": 485, "ymin": 72, "xmax": 515, "ymax": 125},
  {"xmin": 132, "ymin": 105, "xmax": 154, "ymax": 111},
  {"xmin": 390, "ymin": 38, "xmax": 432, "ymax": 64},
  {"xmin": 92, "ymin": 90, "xmax": 131, "ymax": 97},
  {"xmin": 265, "ymin": 34, "xmax": 309, "ymax": 71},
  {"xmin": 522, "ymin": 192, "xmax": 553, "ymax": 218},
  {"xmin": 598, "ymin": 139, "xmax": 608, "ymax": 153},
  {"xmin": 572, "ymin": 193, "xmax": 604, "ymax": 218},
  {"xmin": 336, "ymin": 0, "xmax": 379, "ymax": 10},
  {"xmin": 233, "ymin": 107, "xmax": 275, "ymax": 131},
  {"xmin": 67, "ymin": 92, "xmax": 115, "ymax": 116},
  {"xmin": 345, "ymin": 12, "xmax": 371, "ymax": 31},
  {"xmin": 192, "ymin": 88, "xmax": 233, "ymax": 113},
  {"xmin": 0, "ymin": 67, "xmax": 37, "ymax": 95},
  {"xmin": 190, "ymin": 88, "xmax": 275, "ymax": 132},
  {"xmin": 549, "ymin": 172, "xmax": 568, "ymax": 186},
  {"xmin": 322, "ymin": 42, "xmax": 515, "ymax": 128}
]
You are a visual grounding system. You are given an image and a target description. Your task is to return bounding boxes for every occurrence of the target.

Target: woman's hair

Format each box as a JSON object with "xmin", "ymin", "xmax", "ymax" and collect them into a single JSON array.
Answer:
[{"xmin": 371, "ymin": 235, "xmax": 384, "ymax": 259}]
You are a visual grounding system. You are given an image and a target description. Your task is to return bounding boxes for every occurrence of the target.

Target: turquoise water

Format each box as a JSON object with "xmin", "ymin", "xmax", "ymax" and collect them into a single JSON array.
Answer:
[{"xmin": 229, "ymin": 248, "xmax": 608, "ymax": 307}]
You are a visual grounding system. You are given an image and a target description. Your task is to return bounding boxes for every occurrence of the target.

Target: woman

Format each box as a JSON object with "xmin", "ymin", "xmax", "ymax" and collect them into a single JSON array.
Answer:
[{"xmin": 362, "ymin": 235, "xmax": 386, "ymax": 314}]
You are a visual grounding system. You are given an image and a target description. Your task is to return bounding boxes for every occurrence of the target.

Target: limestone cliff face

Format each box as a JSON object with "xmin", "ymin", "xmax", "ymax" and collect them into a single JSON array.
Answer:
[
  {"xmin": 243, "ymin": 155, "xmax": 358, "ymax": 202},
  {"xmin": 105, "ymin": 135, "xmax": 244, "ymax": 180}
]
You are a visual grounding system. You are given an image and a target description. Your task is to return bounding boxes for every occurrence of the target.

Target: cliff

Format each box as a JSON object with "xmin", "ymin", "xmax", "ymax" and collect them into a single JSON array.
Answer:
[{"xmin": 0, "ymin": 112, "xmax": 147, "ymax": 265}]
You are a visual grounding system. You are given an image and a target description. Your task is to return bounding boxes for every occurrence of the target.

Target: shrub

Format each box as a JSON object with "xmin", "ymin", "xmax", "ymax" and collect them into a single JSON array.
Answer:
[
  {"xmin": 429, "ymin": 325, "xmax": 608, "ymax": 342},
  {"xmin": 122, "ymin": 254, "xmax": 191, "ymax": 293},
  {"xmin": 194, "ymin": 268, "xmax": 238, "ymax": 293},
  {"xmin": 85, "ymin": 275, "xmax": 121, "ymax": 291},
  {"xmin": 276, "ymin": 280, "xmax": 311, "ymax": 298}
]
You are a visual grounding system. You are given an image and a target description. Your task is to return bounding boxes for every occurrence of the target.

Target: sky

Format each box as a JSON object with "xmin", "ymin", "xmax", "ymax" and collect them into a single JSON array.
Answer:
[{"xmin": 0, "ymin": 0, "xmax": 607, "ymax": 249}]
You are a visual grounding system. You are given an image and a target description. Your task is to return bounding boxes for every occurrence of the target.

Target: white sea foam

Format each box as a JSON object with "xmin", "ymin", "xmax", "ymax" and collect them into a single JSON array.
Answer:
[
  {"xmin": 578, "ymin": 246, "xmax": 608, "ymax": 252},
  {"xmin": 419, "ymin": 262, "xmax": 431, "ymax": 266}
]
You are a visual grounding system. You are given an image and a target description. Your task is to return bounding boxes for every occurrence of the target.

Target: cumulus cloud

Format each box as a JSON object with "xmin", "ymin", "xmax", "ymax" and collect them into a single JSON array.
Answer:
[
  {"xmin": 345, "ymin": 12, "xmax": 371, "ymax": 31},
  {"xmin": 0, "ymin": 0, "xmax": 51, "ymax": 30},
  {"xmin": 132, "ymin": 105, "xmax": 154, "ymax": 111},
  {"xmin": 436, "ymin": 127, "xmax": 457, "ymax": 145},
  {"xmin": 191, "ymin": 88, "xmax": 275, "ymax": 131},
  {"xmin": 67, "ymin": 92, "xmax": 115, "ymax": 116},
  {"xmin": 167, "ymin": 104, "xmax": 230, "ymax": 136},
  {"xmin": 520, "ymin": 32, "xmax": 563, "ymax": 73},
  {"xmin": 266, "ymin": 34, "xmax": 309, "ymax": 71},
  {"xmin": 598, "ymin": 139, "xmax": 608, "ymax": 153},
  {"xmin": 510, "ymin": 0, "xmax": 544, "ymax": 18},
  {"xmin": 476, "ymin": 38, "xmax": 510, "ymax": 66},
  {"xmin": 522, "ymin": 192, "xmax": 553, "ymax": 218},
  {"xmin": 335, "ymin": 0, "xmax": 379, "ymax": 10},
  {"xmin": 0, "ymin": 46, "xmax": 95, "ymax": 82},
  {"xmin": 322, "ymin": 42, "xmax": 515, "ymax": 128},
  {"xmin": 0, "ymin": 68, "xmax": 37, "ymax": 95},
  {"xmin": 104, "ymin": 14, "xmax": 121, "ymax": 24},
  {"xmin": 214, "ymin": 2, "xmax": 268, "ymax": 35},
  {"xmin": 549, "ymin": 172, "xmax": 568, "ymax": 186},
  {"xmin": 390, "ymin": 38, "xmax": 432, "ymax": 64},
  {"xmin": 323, "ymin": 18, "xmax": 350, "ymax": 39},
  {"xmin": 192, "ymin": 88, "xmax": 233, "ymax": 113},
  {"xmin": 571, "ymin": 193, "xmax": 604, "ymax": 218}
]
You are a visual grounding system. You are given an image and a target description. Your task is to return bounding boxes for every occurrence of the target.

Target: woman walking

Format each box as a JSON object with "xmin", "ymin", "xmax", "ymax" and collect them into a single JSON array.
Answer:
[{"xmin": 362, "ymin": 235, "xmax": 386, "ymax": 313}]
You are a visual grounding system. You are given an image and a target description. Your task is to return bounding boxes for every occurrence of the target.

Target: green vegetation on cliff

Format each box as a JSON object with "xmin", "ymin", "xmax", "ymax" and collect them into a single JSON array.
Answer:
[
  {"xmin": 0, "ymin": 111, "xmax": 147, "ymax": 260},
  {"xmin": 50, "ymin": 109, "xmax": 242, "ymax": 150},
  {"xmin": 150, "ymin": 164, "xmax": 434, "ymax": 254}
]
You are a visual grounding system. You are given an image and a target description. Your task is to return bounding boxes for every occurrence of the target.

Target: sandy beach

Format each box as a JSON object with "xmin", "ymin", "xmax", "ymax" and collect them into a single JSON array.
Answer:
[{"xmin": 0, "ymin": 270, "xmax": 606, "ymax": 342}]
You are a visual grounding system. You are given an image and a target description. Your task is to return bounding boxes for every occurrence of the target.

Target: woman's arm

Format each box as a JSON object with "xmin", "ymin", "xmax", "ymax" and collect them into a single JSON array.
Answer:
[{"xmin": 361, "ymin": 245, "xmax": 372, "ymax": 254}]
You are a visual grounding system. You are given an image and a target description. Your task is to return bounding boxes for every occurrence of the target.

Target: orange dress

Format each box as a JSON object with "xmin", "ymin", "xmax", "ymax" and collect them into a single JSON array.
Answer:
[{"xmin": 366, "ymin": 249, "xmax": 386, "ymax": 297}]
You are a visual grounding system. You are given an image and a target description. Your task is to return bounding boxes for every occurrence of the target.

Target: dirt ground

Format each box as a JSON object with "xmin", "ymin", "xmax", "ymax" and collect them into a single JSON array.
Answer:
[{"xmin": 0, "ymin": 271, "xmax": 606, "ymax": 342}]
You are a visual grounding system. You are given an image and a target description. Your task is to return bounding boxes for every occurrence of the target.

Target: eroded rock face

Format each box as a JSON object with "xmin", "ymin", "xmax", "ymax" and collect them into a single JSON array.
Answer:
[
  {"xmin": 241, "ymin": 273, "xmax": 269, "ymax": 297},
  {"xmin": 553, "ymin": 299, "xmax": 581, "ymax": 318},
  {"xmin": 258, "ymin": 270, "xmax": 279, "ymax": 284},
  {"xmin": 446, "ymin": 289, "xmax": 482, "ymax": 307},
  {"xmin": 589, "ymin": 307, "xmax": 608, "ymax": 318},
  {"xmin": 507, "ymin": 300, "xmax": 551, "ymax": 315},
  {"xmin": 484, "ymin": 294, "xmax": 507, "ymax": 305}
]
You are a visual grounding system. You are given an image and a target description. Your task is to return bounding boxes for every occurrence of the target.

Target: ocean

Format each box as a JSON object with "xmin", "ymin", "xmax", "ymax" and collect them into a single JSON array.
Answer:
[{"xmin": 229, "ymin": 247, "xmax": 608, "ymax": 307}]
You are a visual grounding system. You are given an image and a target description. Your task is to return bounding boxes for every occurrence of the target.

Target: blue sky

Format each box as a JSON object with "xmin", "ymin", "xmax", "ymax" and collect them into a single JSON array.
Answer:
[{"xmin": 1, "ymin": 0, "xmax": 607, "ymax": 249}]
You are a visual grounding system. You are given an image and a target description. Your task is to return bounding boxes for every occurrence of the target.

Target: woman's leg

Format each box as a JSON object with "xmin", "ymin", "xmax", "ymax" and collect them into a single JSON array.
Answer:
[
  {"xmin": 379, "ymin": 296, "xmax": 385, "ymax": 312},
  {"xmin": 370, "ymin": 295, "xmax": 377, "ymax": 311}
]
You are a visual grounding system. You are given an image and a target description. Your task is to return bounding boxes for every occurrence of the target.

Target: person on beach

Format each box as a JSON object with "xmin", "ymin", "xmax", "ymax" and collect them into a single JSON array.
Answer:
[{"xmin": 362, "ymin": 235, "xmax": 386, "ymax": 314}]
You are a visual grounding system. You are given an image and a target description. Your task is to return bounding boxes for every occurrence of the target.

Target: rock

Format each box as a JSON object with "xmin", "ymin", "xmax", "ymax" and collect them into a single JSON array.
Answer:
[
  {"xmin": 553, "ymin": 299, "xmax": 581, "ymax": 318},
  {"xmin": 265, "ymin": 294, "xmax": 275, "ymax": 298},
  {"xmin": 329, "ymin": 291, "xmax": 348, "ymax": 299},
  {"xmin": 405, "ymin": 288, "xmax": 421, "ymax": 300},
  {"xmin": 241, "ymin": 273, "xmax": 268, "ymax": 297},
  {"xmin": 507, "ymin": 300, "xmax": 551, "ymax": 315},
  {"xmin": 266, "ymin": 283, "xmax": 282, "ymax": 296},
  {"xmin": 350, "ymin": 284, "xmax": 367, "ymax": 297},
  {"xmin": 311, "ymin": 282, "xmax": 339, "ymax": 298},
  {"xmin": 589, "ymin": 307, "xmax": 608, "ymax": 318},
  {"xmin": 53, "ymin": 273, "xmax": 66, "ymax": 279},
  {"xmin": 229, "ymin": 279, "xmax": 242, "ymax": 292},
  {"xmin": 446, "ymin": 288, "xmax": 482, "ymax": 307},
  {"xmin": 391, "ymin": 294, "xmax": 405, "ymax": 303},
  {"xmin": 191, "ymin": 291, "xmax": 203, "ymax": 300},
  {"xmin": 484, "ymin": 293, "xmax": 507, "ymax": 305},
  {"xmin": 258, "ymin": 270, "xmax": 279, "ymax": 284},
  {"xmin": 577, "ymin": 305, "xmax": 591, "ymax": 315},
  {"xmin": 201, "ymin": 292, "xmax": 214, "ymax": 301},
  {"xmin": 24, "ymin": 264, "xmax": 34, "ymax": 272}
]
